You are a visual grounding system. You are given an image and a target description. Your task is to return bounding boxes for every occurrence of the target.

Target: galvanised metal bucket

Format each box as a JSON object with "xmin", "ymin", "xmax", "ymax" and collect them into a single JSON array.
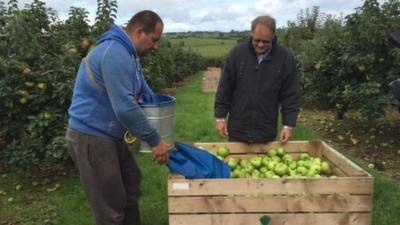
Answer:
[{"xmin": 139, "ymin": 94, "xmax": 175, "ymax": 153}]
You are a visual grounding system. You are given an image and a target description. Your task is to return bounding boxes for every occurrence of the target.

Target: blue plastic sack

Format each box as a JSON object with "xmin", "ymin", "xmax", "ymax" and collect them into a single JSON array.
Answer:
[{"xmin": 168, "ymin": 142, "xmax": 231, "ymax": 179}]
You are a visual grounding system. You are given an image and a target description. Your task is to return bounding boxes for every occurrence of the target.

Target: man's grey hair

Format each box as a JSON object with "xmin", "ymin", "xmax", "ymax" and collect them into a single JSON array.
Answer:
[{"xmin": 251, "ymin": 15, "xmax": 276, "ymax": 34}]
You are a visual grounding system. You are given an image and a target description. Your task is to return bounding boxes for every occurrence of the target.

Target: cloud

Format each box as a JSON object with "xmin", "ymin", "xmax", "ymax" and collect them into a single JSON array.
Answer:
[{"xmin": 14, "ymin": 0, "xmax": 386, "ymax": 32}]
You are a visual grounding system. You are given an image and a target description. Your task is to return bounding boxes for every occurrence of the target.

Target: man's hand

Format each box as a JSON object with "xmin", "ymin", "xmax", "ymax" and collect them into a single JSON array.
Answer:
[
  {"xmin": 216, "ymin": 121, "xmax": 228, "ymax": 137},
  {"xmin": 279, "ymin": 127, "xmax": 292, "ymax": 144},
  {"xmin": 152, "ymin": 140, "xmax": 169, "ymax": 165}
]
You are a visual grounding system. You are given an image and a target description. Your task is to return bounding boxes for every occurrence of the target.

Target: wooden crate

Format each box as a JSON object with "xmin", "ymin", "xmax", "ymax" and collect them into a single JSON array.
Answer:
[{"xmin": 168, "ymin": 140, "xmax": 373, "ymax": 225}]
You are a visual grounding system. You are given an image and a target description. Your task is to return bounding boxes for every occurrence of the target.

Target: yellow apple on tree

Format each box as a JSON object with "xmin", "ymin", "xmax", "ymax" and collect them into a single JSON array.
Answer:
[{"xmin": 22, "ymin": 67, "xmax": 32, "ymax": 76}]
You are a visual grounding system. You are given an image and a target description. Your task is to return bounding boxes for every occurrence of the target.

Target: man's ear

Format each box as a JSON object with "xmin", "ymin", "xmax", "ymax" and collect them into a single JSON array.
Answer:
[{"xmin": 132, "ymin": 26, "xmax": 144, "ymax": 37}]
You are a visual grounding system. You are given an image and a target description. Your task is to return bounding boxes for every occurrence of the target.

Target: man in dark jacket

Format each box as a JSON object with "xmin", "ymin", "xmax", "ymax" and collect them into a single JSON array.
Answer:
[
  {"xmin": 389, "ymin": 28, "xmax": 400, "ymax": 101},
  {"xmin": 215, "ymin": 15, "xmax": 300, "ymax": 144}
]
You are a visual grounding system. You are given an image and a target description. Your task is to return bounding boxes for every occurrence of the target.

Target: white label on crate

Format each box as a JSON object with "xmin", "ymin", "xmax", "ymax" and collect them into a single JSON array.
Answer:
[{"xmin": 173, "ymin": 182, "xmax": 189, "ymax": 190}]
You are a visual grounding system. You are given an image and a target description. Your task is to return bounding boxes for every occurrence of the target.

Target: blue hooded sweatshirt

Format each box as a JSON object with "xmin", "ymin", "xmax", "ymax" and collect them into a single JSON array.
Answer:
[{"xmin": 68, "ymin": 25, "xmax": 161, "ymax": 147}]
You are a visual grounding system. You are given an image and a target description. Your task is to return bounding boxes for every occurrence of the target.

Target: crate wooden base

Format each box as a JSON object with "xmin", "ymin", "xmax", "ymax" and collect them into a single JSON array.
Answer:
[
  {"xmin": 170, "ymin": 213, "xmax": 371, "ymax": 225},
  {"xmin": 168, "ymin": 141, "xmax": 373, "ymax": 225}
]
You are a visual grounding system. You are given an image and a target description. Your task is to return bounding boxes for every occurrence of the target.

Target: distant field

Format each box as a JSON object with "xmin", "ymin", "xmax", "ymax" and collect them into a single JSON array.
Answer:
[{"xmin": 167, "ymin": 37, "xmax": 239, "ymax": 58}]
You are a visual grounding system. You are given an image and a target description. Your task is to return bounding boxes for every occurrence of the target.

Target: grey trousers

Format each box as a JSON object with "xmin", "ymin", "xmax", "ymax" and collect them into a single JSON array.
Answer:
[{"xmin": 65, "ymin": 128, "xmax": 142, "ymax": 225}]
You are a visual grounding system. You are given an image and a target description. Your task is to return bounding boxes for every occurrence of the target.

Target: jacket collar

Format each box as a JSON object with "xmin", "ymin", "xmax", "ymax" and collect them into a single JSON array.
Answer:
[{"xmin": 247, "ymin": 36, "xmax": 278, "ymax": 61}]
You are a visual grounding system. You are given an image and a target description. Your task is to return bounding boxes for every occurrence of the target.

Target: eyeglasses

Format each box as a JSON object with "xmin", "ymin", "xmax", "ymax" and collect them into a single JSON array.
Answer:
[{"xmin": 252, "ymin": 39, "xmax": 271, "ymax": 45}]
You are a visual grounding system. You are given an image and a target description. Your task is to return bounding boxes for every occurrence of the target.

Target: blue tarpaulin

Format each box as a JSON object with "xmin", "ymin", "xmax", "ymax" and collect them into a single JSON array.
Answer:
[{"xmin": 168, "ymin": 142, "xmax": 231, "ymax": 179}]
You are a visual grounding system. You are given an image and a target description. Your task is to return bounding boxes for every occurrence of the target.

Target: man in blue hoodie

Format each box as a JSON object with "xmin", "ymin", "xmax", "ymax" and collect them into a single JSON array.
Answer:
[{"xmin": 65, "ymin": 10, "xmax": 168, "ymax": 225}]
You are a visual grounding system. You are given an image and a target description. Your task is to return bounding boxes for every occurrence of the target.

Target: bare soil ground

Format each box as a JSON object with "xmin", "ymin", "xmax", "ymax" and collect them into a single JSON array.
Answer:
[
  {"xmin": 203, "ymin": 68, "xmax": 400, "ymax": 181},
  {"xmin": 202, "ymin": 67, "xmax": 221, "ymax": 93},
  {"xmin": 299, "ymin": 107, "xmax": 400, "ymax": 181}
]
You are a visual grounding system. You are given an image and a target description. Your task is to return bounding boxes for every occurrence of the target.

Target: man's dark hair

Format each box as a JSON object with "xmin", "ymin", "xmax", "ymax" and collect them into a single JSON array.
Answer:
[
  {"xmin": 251, "ymin": 15, "xmax": 276, "ymax": 34},
  {"xmin": 127, "ymin": 10, "xmax": 163, "ymax": 33}
]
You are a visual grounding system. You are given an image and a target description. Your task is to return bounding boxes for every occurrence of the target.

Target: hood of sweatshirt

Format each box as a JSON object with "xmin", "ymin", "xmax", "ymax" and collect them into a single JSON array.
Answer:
[{"xmin": 97, "ymin": 25, "xmax": 138, "ymax": 59}]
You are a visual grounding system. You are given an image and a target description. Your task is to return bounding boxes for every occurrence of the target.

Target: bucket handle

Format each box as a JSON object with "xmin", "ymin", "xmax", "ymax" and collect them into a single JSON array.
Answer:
[{"xmin": 124, "ymin": 131, "xmax": 137, "ymax": 145}]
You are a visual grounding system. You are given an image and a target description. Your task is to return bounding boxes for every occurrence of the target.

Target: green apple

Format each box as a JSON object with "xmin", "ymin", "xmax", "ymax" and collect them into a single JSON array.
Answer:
[
  {"xmin": 43, "ymin": 112, "xmax": 52, "ymax": 120},
  {"xmin": 15, "ymin": 185, "xmax": 22, "ymax": 191},
  {"xmin": 367, "ymin": 163, "xmax": 374, "ymax": 169},
  {"xmin": 250, "ymin": 156, "xmax": 262, "ymax": 169},
  {"xmin": 271, "ymin": 156, "xmax": 281, "ymax": 162},
  {"xmin": 261, "ymin": 157, "xmax": 270, "ymax": 167},
  {"xmin": 243, "ymin": 164, "xmax": 255, "ymax": 174},
  {"xmin": 288, "ymin": 168, "xmax": 297, "ymax": 176},
  {"xmin": 303, "ymin": 160, "xmax": 312, "ymax": 169},
  {"xmin": 68, "ymin": 47, "xmax": 78, "ymax": 54},
  {"xmin": 251, "ymin": 170, "xmax": 261, "ymax": 179},
  {"xmin": 306, "ymin": 169, "xmax": 316, "ymax": 177},
  {"xmin": 22, "ymin": 67, "xmax": 32, "ymax": 76},
  {"xmin": 297, "ymin": 166, "xmax": 307, "ymax": 176},
  {"xmin": 267, "ymin": 160, "xmax": 277, "ymax": 171},
  {"xmin": 19, "ymin": 97, "xmax": 28, "ymax": 104},
  {"xmin": 37, "ymin": 82, "xmax": 47, "ymax": 90},
  {"xmin": 282, "ymin": 154, "xmax": 293, "ymax": 163},
  {"xmin": 276, "ymin": 147, "xmax": 285, "ymax": 157},
  {"xmin": 227, "ymin": 158, "xmax": 238, "ymax": 169},
  {"xmin": 274, "ymin": 163, "xmax": 289, "ymax": 176},
  {"xmin": 237, "ymin": 170, "xmax": 246, "ymax": 178},
  {"xmin": 313, "ymin": 157, "xmax": 322, "ymax": 165},
  {"xmin": 267, "ymin": 149, "xmax": 277, "ymax": 157},
  {"xmin": 240, "ymin": 159, "xmax": 249, "ymax": 167},
  {"xmin": 264, "ymin": 171, "xmax": 275, "ymax": 178},
  {"xmin": 288, "ymin": 161, "xmax": 297, "ymax": 170},
  {"xmin": 321, "ymin": 161, "xmax": 332, "ymax": 174},
  {"xmin": 309, "ymin": 165, "xmax": 321, "ymax": 175},
  {"xmin": 217, "ymin": 146, "xmax": 230, "ymax": 158},
  {"xmin": 25, "ymin": 81, "xmax": 35, "ymax": 87},
  {"xmin": 259, "ymin": 167, "xmax": 268, "ymax": 173},
  {"xmin": 300, "ymin": 153, "xmax": 310, "ymax": 161}
]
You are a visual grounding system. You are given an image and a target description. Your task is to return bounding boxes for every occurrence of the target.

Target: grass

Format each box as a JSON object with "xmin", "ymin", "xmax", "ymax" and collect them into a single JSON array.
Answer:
[
  {"xmin": 1, "ymin": 72, "xmax": 400, "ymax": 225},
  {"xmin": 167, "ymin": 37, "xmax": 238, "ymax": 58}
]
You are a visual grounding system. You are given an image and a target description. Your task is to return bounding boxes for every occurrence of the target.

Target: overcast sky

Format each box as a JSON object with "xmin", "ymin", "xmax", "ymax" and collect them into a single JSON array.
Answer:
[{"xmin": 16, "ymin": 0, "xmax": 386, "ymax": 32}]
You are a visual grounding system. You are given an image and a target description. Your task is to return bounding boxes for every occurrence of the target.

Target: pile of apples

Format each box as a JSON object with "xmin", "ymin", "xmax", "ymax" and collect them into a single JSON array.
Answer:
[{"xmin": 212, "ymin": 146, "xmax": 335, "ymax": 179}]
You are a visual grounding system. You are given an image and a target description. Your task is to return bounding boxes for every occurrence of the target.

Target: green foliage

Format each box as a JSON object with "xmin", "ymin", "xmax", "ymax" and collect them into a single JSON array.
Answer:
[
  {"xmin": 142, "ymin": 47, "xmax": 207, "ymax": 91},
  {"xmin": 92, "ymin": 0, "xmax": 117, "ymax": 38},
  {"xmin": 0, "ymin": 0, "xmax": 205, "ymax": 170},
  {"xmin": 167, "ymin": 37, "xmax": 238, "ymax": 67},
  {"xmin": 286, "ymin": 0, "xmax": 400, "ymax": 119}
]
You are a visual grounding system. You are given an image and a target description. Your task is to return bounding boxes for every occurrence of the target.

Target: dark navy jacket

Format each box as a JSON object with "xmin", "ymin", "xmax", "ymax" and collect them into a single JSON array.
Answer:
[{"xmin": 215, "ymin": 38, "xmax": 300, "ymax": 143}]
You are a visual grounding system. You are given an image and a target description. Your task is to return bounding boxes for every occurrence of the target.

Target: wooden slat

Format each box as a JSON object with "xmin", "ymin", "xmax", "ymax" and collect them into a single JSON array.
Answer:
[
  {"xmin": 168, "ymin": 177, "xmax": 373, "ymax": 196},
  {"xmin": 194, "ymin": 141, "xmax": 316, "ymax": 154},
  {"xmin": 324, "ymin": 158, "xmax": 348, "ymax": 177},
  {"xmin": 169, "ymin": 194, "xmax": 372, "ymax": 213},
  {"xmin": 321, "ymin": 142, "xmax": 370, "ymax": 177},
  {"xmin": 169, "ymin": 213, "xmax": 372, "ymax": 225},
  {"xmin": 169, "ymin": 173, "xmax": 185, "ymax": 179}
]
